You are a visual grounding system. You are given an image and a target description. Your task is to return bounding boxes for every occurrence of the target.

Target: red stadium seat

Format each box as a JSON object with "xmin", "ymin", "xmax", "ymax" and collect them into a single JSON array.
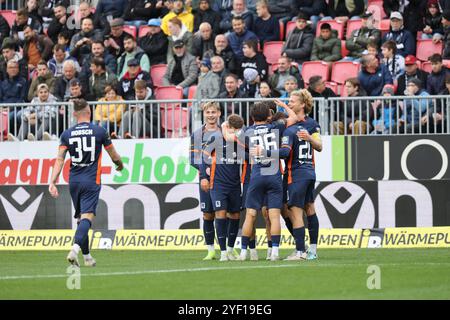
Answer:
[
  {"xmin": 150, "ymin": 64, "xmax": 167, "ymax": 88},
  {"xmin": 421, "ymin": 61, "xmax": 432, "ymax": 73},
  {"xmin": 367, "ymin": 1, "xmax": 387, "ymax": 22},
  {"xmin": 262, "ymin": 41, "xmax": 284, "ymax": 65},
  {"xmin": 325, "ymin": 81, "xmax": 339, "ymax": 95},
  {"xmin": 160, "ymin": 106, "xmax": 189, "ymax": 138},
  {"xmin": 341, "ymin": 40, "xmax": 350, "ymax": 58},
  {"xmin": 345, "ymin": 19, "xmax": 362, "ymax": 39},
  {"xmin": 285, "ymin": 21, "xmax": 296, "ymax": 40},
  {"xmin": 279, "ymin": 20, "xmax": 285, "ymax": 41},
  {"xmin": 138, "ymin": 26, "xmax": 151, "ymax": 38},
  {"xmin": 316, "ymin": 20, "xmax": 345, "ymax": 40},
  {"xmin": 331, "ymin": 61, "xmax": 361, "ymax": 84},
  {"xmin": 123, "ymin": 25, "xmax": 137, "ymax": 38},
  {"xmin": 301, "ymin": 61, "xmax": 330, "ymax": 85},
  {"xmin": 187, "ymin": 85, "xmax": 197, "ymax": 107},
  {"xmin": 416, "ymin": 39, "xmax": 443, "ymax": 61},
  {"xmin": 1, "ymin": 10, "xmax": 16, "ymax": 27},
  {"xmin": 155, "ymin": 86, "xmax": 183, "ymax": 100}
]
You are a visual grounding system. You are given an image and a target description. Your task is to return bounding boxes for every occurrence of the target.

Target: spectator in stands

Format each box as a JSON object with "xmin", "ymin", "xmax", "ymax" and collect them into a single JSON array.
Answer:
[
  {"xmin": 161, "ymin": 0, "xmax": 195, "ymax": 35},
  {"xmin": 70, "ymin": 17, "xmax": 103, "ymax": 64},
  {"xmin": 397, "ymin": 55, "xmax": 429, "ymax": 96},
  {"xmin": 54, "ymin": 60, "xmax": 79, "ymax": 101},
  {"xmin": 366, "ymin": 41, "xmax": 379, "ymax": 58},
  {"xmin": 442, "ymin": 9, "xmax": 450, "ymax": 59},
  {"xmin": 115, "ymin": 79, "xmax": 158, "ymax": 139},
  {"xmin": 11, "ymin": 8, "xmax": 42, "ymax": 46},
  {"xmin": 427, "ymin": 53, "xmax": 450, "ymax": 94},
  {"xmin": 195, "ymin": 57, "xmax": 221, "ymax": 99},
  {"xmin": 240, "ymin": 67, "xmax": 260, "ymax": 97},
  {"xmin": 212, "ymin": 0, "xmax": 233, "ymax": 21},
  {"xmin": 139, "ymin": 18, "xmax": 168, "ymax": 65},
  {"xmin": 220, "ymin": 0, "xmax": 254, "ymax": 33},
  {"xmin": 254, "ymin": 0, "xmax": 280, "ymax": 46},
  {"xmin": 344, "ymin": 11, "xmax": 381, "ymax": 61},
  {"xmin": 371, "ymin": 84, "xmax": 397, "ymax": 134},
  {"xmin": 0, "ymin": 40, "xmax": 28, "ymax": 81},
  {"xmin": 255, "ymin": 80, "xmax": 279, "ymax": 98},
  {"xmin": 15, "ymin": 83, "xmax": 59, "ymax": 141},
  {"xmin": 47, "ymin": 3, "xmax": 74, "ymax": 44},
  {"xmin": 381, "ymin": 40, "xmax": 405, "ymax": 82},
  {"xmin": 227, "ymin": 16, "xmax": 257, "ymax": 62},
  {"xmin": 210, "ymin": 55, "xmax": 228, "ymax": 91},
  {"xmin": 431, "ymin": 74, "xmax": 450, "ymax": 133},
  {"xmin": 291, "ymin": 1, "xmax": 326, "ymax": 29},
  {"xmin": 240, "ymin": 39, "xmax": 268, "ymax": 82},
  {"xmin": 307, "ymin": 75, "xmax": 337, "ymax": 119},
  {"xmin": 324, "ymin": 0, "xmax": 365, "ymax": 22},
  {"xmin": 167, "ymin": 17, "xmax": 194, "ymax": 63},
  {"xmin": 162, "ymin": 39, "xmax": 199, "ymax": 96},
  {"xmin": 382, "ymin": 12, "xmax": 415, "ymax": 57},
  {"xmin": 398, "ymin": 78, "xmax": 430, "ymax": 133},
  {"xmin": 117, "ymin": 34, "xmax": 151, "ymax": 79},
  {"xmin": 214, "ymin": 34, "xmax": 238, "ymax": 74},
  {"xmin": 358, "ymin": 54, "xmax": 393, "ymax": 96},
  {"xmin": 104, "ymin": 18, "xmax": 127, "ymax": 59},
  {"xmin": 124, "ymin": 0, "xmax": 166, "ymax": 28},
  {"xmin": 48, "ymin": 44, "xmax": 81, "ymax": 78},
  {"xmin": 218, "ymin": 73, "xmax": 248, "ymax": 121},
  {"xmin": 23, "ymin": 25, "xmax": 54, "ymax": 73},
  {"xmin": 57, "ymin": 31, "xmax": 71, "ymax": 52},
  {"xmin": 279, "ymin": 76, "xmax": 299, "ymax": 106},
  {"xmin": 94, "ymin": 84, "xmax": 125, "ymax": 133},
  {"xmin": 194, "ymin": 0, "xmax": 221, "ymax": 34},
  {"xmin": 38, "ymin": 0, "xmax": 70, "ymax": 20},
  {"xmin": 28, "ymin": 60, "xmax": 56, "ymax": 101},
  {"xmin": 333, "ymin": 77, "xmax": 370, "ymax": 135},
  {"xmin": 268, "ymin": 56, "xmax": 303, "ymax": 93},
  {"xmin": 94, "ymin": 0, "xmax": 127, "ymax": 34},
  {"xmin": 403, "ymin": 0, "xmax": 428, "ymax": 38},
  {"xmin": 191, "ymin": 22, "xmax": 215, "ymax": 60},
  {"xmin": 87, "ymin": 57, "xmax": 117, "ymax": 101},
  {"xmin": 67, "ymin": 78, "xmax": 87, "ymax": 101},
  {"xmin": 422, "ymin": 1, "xmax": 444, "ymax": 40},
  {"xmin": 25, "ymin": 0, "xmax": 43, "ymax": 25},
  {"xmin": 1, "ymin": 60, "xmax": 28, "ymax": 136},
  {"xmin": 0, "ymin": 12, "xmax": 11, "ymax": 46},
  {"xmin": 80, "ymin": 40, "xmax": 117, "ymax": 87},
  {"xmin": 310, "ymin": 23, "xmax": 341, "ymax": 63},
  {"xmin": 118, "ymin": 58, "xmax": 153, "ymax": 101},
  {"xmin": 282, "ymin": 12, "xmax": 314, "ymax": 67}
]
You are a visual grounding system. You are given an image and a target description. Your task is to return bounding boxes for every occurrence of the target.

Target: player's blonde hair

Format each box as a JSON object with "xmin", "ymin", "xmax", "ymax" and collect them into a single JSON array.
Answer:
[
  {"xmin": 290, "ymin": 89, "xmax": 314, "ymax": 115},
  {"xmin": 201, "ymin": 101, "xmax": 221, "ymax": 112}
]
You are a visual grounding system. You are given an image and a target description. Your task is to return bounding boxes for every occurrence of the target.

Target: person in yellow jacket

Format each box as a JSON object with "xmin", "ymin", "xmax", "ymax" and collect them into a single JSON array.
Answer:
[
  {"xmin": 94, "ymin": 85, "xmax": 126, "ymax": 133},
  {"xmin": 161, "ymin": 0, "xmax": 194, "ymax": 35}
]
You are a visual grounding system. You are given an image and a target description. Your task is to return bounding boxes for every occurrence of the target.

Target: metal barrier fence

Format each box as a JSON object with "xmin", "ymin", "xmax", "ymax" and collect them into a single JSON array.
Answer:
[{"xmin": 0, "ymin": 96, "xmax": 448, "ymax": 142}]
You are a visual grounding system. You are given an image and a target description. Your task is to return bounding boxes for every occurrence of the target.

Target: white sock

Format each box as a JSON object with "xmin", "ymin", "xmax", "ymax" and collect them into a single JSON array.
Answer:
[
  {"xmin": 72, "ymin": 244, "xmax": 80, "ymax": 255},
  {"xmin": 250, "ymin": 248, "xmax": 257, "ymax": 255},
  {"xmin": 207, "ymin": 245, "xmax": 215, "ymax": 252},
  {"xmin": 221, "ymin": 250, "xmax": 227, "ymax": 256},
  {"xmin": 83, "ymin": 253, "xmax": 92, "ymax": 260},
  {"xmin": 227, "ymin": 246, "xmax": 234, "ymax": 253},
  {"xmin": 240, "ymin": 248, "xmax": 247, "ymax": 257},
  {"xmin": 267, "ymin": 247, "xmax": 272, "ymax": 255},
  {"xmin": 296, "ymin": 250, "xmax": 304, "ymax": 255},
  {"xmin": 271, "ymin": 246, "xmax": 279, "ymax": 257},
  {"xmin": 309, "ymin": 244, "xmax": 317, "ymax": 254}
]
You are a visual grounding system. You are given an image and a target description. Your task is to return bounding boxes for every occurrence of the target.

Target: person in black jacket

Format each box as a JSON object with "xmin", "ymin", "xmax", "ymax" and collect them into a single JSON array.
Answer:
[
  {"xmin": 292, "ymin": 0, "xmax": 327, "ymax": 29},
  {"xmin": 213, "ymin": 34, "xmax": 238, "ymax": 74},
  {"xmin": 11, "ymin": 8, "xmax": 42, "ymax": 47},
  {"xmin": 326, "ymin": 0, "xmax": 365, "ymax": 22},
  {"xmin": 47, "ymin": 3, "xmax": 75, "ymax": 44},
  {"xmin": 281, "ymin": 12, "xmax": 314, "ymax": 67},
  {"xmin": 124, "ymin": 0, "xmax": 166, "ymax": 27},
  {"xmin": 138, "ymin": 18, "xmax": 168, "ymax": 65},
  {"xmin": 0, "ymin": 14, "xmax": 10, "ymax": 48},
  {"xmin": 240, "ymin": 39, "xmax": 268, "ymax": 82},
  {"xmin": 38, "ymin": 0, "xmax": 70, "ymax": 20},
  {"xmin": 218, "ymin": 73, "xmax": 249, "ymax": 122},
  {"xmin": 422, "ymin": 1, "xmax": 444, "ymax": 39},
  {"xmin": 307, "ymin": 75, "xmax": 337, "ymax": 120},
  {"xmin": 397, "ymin": 55, "xmax": 429, "ymax": 95},
  {"xmin": 117, "ymin": 58, "xmax": 153, "ymax": 101},
  {"xmin": 191, "ymin": 22, "xmax": 215, "ymax": 61},
  {"xmin": 0, "ymin": 40, "xmax": 28, "ymax": 81},
  {"xmin": 427, "ymin": 53, "xmax": 450, "ymax": 94},
  {"xmin": 194, "ymin": 0, "xmax": 221, "ymax": 34}
]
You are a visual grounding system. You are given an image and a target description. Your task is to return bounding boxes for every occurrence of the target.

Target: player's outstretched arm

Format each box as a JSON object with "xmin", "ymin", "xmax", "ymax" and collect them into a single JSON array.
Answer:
[
  {"xmin": 274, "ymin": 99, "xmax": 297, "ymax": 127},
  {"xmin": 105, "ymin": 144, "xmax": 124, "ymax": 171},
  {"xmin": 49, "ymin": 147, "xmax": 68, "ymax": 198}
]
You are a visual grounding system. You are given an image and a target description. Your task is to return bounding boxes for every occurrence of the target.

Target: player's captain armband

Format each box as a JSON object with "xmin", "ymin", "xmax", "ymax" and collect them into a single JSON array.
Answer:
[
  {"xmin": 311, "ymin": 132, "xmax": 322, "ymax": 142},
  {"xmin": 281, "ymin": 136, "xmax": 289, "ymax": 145}
]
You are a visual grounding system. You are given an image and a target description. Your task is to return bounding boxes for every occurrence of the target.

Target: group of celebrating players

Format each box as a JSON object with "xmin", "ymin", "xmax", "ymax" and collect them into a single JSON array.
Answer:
[{"xmin": 190, "ymin": 89, "xmax": 322, "ymax": 262}]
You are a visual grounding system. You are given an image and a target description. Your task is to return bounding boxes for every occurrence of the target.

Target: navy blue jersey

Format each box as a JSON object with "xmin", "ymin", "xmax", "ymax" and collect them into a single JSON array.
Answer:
[
  {"xmin": 200, "ymin": 131, "xmax": 246, "ymax": 189},
  {"xmin": 280, "ymin": 117, "xmax": 321, "ymax": 183},
  {"xmin": 60, "ymin": 122, "xmax": 112, "ymax": 184},
  {"xmin": 245, "ymin": 120, "xmax": 286, "ymax": 178},
  {"xmin": 189, "ymin": 125, "xmax": 221, "ymax": 180}
]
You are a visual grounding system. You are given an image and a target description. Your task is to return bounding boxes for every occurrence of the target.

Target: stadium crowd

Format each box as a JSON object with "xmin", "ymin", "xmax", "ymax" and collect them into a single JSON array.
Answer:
[{"xmin": 0, "ymin": 0, "xmax": 449, "ymax": 140}]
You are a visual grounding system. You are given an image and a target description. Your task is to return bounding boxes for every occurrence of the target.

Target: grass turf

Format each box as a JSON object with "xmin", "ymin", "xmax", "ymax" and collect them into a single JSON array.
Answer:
[{"xmin": 0, "ymin": 248, "xmax": 449, "ymax": 299}]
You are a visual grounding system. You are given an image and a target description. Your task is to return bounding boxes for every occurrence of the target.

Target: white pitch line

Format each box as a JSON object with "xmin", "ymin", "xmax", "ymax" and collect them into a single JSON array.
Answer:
[{"xmin": 1, "ymin": 262, "xmax": 450, "ymax": 281}]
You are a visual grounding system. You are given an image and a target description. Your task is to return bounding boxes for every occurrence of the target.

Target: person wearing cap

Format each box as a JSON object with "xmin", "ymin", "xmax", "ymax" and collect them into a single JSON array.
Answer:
[
  {"xmin": 194, "ymin": 0, "xmax": 221, "ymax": 34},
  {"xmin": 118, "ymin": 58, "xmax": 153, "ymax": 100},
  {"xmin": 219, "ymin": 0, "xmax": 254, "ymax": 33},
  {"xmin": 161, "ymin": 0, "xmax": 195, "ymax": 36},
  {"xmin": 162, "ymin": 39, "xmax": 199, "ymax": 96},
  {"xmin": 397, "ymin": 55, "xmax": 429, "ymax": 96},
  {"xmin": 398, "ymin": 78, "xmax": 431, "ymax": 133},
  {"xmin": 167, "ymin": 17, "xmax": 194, "ymax": 63},
  {"xmin": 138, "ymin": 18, "xmax": 169, "ymax": 65},
  {"xmin": 381, "ymin": 12, "xmax": 415, "ymax": 57},
  {"xmin": 117, "ymin": 33, "xmax": 151, "ymax": 79},
  {"xmin": 191, "ymin": 22, "xmax": 216, "ymax": 61},
  {"xmin": 358, "ymin": 54, "xmax": 393, "ymax": 97},
  {"xmin": 124, "ymin": 0, "xmax": 167, "ymax": 28},
  {"xmin": 422, "ymin": 1, "xmax": 444, "ymax": 40},
  {"xmin": 104, "ymin": 18, "xmax": 127, "ymax": 59},
  {"xmin": 282, "ymin": 12, "xmax": 314, "ymax": 66},
  {"xmin": 290, "ymin": 1, "xmax": 326, "ymax": 30},
  {"xmin": 310, "ymin": 23, "xmax": 342, "ymax": 62},
  {"xmin": 344, "ymin": 11, "xmax": 381, "ymax": 61},
  {"xmin": 227, "ymin": 15, "xmax": 258, "ymax": 62}
]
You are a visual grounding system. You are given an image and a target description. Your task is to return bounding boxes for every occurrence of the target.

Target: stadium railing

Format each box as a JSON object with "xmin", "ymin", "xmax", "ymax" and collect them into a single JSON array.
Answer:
[{"xmin": 0, "ymin": 96, "xmax": 448, "ymax": 141}]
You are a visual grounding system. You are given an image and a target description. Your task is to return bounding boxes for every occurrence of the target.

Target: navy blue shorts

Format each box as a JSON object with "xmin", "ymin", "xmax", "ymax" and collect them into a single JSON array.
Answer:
[
  {"xmin": 69, "ymin": 182, "xmax": 101, "ymax": 218},
  {"xmin": 245, "ymin": 175, "xmax": 283, "ymax": 210},
  {"xmin": 282, "ymin": 174, "xmax": 289, "ymax": 204},
  {"xmin": 287, "ymin": 179, "xmax": 315, "ymax": 209},
  {"xmin": 210, "ymin": 186, "xmax": 242, "ymax": 213},
  {"xmin": 199, "ymin": 185, "xmax": 214, "ymax": 213},
  {"xmin": 241, "ymin": 182, "xmax": 249, "ymax": 209}
]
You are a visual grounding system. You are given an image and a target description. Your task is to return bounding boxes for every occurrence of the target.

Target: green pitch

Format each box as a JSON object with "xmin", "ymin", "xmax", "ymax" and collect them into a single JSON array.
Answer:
[{"xmin": 0, "ymin": 248, "xmax": 449, "ymax": 299}]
